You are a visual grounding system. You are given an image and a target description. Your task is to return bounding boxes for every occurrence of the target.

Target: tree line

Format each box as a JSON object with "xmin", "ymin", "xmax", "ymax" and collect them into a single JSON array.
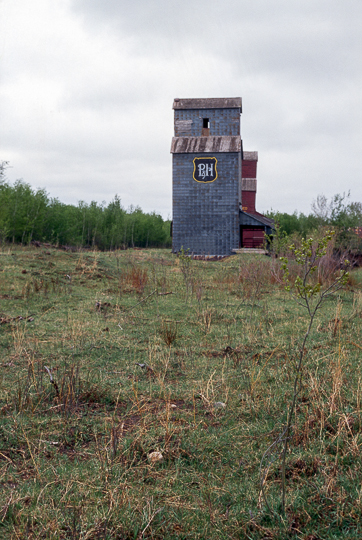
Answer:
[
  {"xmin": 1, "ymin": 161, "xmax": 361, "ymax": 252},
  {"xmin": 0, "ymin": 162, "xmax": 171, "ymax": 249},
  {"xmin": 267, "ymin": 193, "xmax": 362, "ymax": 251}
]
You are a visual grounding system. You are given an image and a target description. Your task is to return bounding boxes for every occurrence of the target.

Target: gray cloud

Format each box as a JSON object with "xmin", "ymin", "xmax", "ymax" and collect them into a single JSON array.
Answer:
[{"xmin": 0, "ymin": 0, "xmax": 361, "ymax": 218}]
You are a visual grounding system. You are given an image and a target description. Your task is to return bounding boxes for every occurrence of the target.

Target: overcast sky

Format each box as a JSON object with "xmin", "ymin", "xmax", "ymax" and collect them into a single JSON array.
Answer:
[{"xmin": 1, "ymin": 0, "xmax": 361, "ymax": 218}]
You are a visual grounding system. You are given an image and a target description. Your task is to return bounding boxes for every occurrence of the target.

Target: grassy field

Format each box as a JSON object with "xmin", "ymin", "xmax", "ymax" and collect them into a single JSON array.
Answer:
[{"xmin": 0, "ymin": 245, "xmax": 362, "ymax": 539}]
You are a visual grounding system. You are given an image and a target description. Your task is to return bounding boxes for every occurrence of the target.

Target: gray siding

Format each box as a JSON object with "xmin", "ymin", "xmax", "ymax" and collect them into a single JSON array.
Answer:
[
  {"xmin": 174, "ymin": 108, "xmax": 240, "ymax": 137},
  {"xmin": 172, "ymin": 152, "xmax": 240, "ymax": 255}
]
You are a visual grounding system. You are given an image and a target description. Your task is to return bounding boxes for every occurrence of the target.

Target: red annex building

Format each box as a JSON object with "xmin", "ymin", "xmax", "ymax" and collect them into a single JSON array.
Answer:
[{"xmin": 239, "ymin": 151, "xmax": 274, "ymax": 248}]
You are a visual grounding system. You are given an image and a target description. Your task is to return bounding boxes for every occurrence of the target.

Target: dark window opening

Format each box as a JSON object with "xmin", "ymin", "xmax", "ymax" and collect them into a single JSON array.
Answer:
[{"xmin": 202, "ymin": 118, "xmax": 210, "ymax": 136}]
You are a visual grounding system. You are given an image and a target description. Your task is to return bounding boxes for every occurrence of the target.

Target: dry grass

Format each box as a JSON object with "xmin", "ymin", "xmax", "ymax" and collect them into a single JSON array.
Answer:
[{"xmin": 0, "ymin": 246, "xmax": 361, "ymax": 538}]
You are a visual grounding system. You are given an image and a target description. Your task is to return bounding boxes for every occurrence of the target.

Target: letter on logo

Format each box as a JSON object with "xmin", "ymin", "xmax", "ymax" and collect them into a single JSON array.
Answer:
[{"xmin": 198, "ymin": 163, "xmax": 206, "ymax": 179}]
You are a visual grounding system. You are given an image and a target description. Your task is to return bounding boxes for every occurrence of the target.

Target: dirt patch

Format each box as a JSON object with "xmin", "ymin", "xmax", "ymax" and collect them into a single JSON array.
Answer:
[{"xmin": 119, "ymin": 414, "xmax": 142, "ymax": 434}]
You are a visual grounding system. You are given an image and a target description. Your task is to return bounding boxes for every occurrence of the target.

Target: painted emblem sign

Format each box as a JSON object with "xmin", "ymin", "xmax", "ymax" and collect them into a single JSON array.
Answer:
[{"xmin": 193, "ymin": 157, "xmax": 218, "ymax": 183}]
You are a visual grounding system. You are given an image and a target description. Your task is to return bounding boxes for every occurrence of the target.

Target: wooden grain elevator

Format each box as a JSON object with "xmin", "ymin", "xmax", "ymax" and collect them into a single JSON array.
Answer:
[{"xmin": 171, "ymin": 97, "xmax": 273, "ymax": 255}]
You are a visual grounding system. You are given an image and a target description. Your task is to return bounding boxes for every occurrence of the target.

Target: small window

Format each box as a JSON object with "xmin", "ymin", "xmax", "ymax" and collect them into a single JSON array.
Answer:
[
  {"xmin": 203, "ymin": 118, "xmax": 210, "ymax": 128},
  {"xmin": 202, "ymin": 117, "xmax": 210, "ymax": 136}
]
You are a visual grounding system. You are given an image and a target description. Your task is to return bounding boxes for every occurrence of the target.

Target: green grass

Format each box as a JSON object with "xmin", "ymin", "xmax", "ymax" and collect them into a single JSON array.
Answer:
[{"xmin": 0, "ymin": 245, "xmax": 362, "ymax": 539}]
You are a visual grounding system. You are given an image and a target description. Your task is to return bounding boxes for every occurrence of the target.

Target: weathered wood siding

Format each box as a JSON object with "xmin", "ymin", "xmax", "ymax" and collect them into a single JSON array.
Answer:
[
  {"xmin": 241, "ymin": 227, "xmax": 265, "ymax": 248},
  {"xmin": 173, "ymin": 98, "xmax": 242, "ymax": 110},
  {"xmin": 241, "ymin": 190, "xmax": 256, "ymax": 213},
  {"xmin": 172, "ymin": 152, "xmax": 240, "ymax": 255},
  {"xmin": 241, "ymin": 158, "xmax": 257, "ymax": 178},
  {"xmin": 171, "ymin": 136, "xmax": 241, "ymax": 153},
  {"xmin": 174, "ymin": 108, "xmax": 241, "ymax": 137}
]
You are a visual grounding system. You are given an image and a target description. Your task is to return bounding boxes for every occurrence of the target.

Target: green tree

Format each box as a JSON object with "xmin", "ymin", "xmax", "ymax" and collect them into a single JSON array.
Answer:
[
  {"xmin": 0, "ymin": 164, "xmax": 172, "ymax": 249},
  {"xmin": 260, "ymin": 232, "xmax": 349, "ymax": 515}
]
